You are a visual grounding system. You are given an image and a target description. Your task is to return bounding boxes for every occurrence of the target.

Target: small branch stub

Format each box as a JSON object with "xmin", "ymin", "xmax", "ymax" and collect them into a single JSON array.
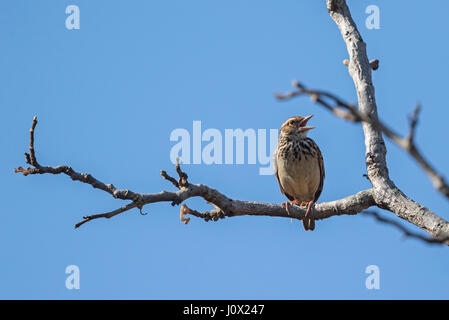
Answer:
[
  {"xmin": 343, "ymin": 59, "xmax": 379, "ymax": 70},
  {"xmin": 180, "ymin": 205, "xmax": 191, "ymax": 225}
]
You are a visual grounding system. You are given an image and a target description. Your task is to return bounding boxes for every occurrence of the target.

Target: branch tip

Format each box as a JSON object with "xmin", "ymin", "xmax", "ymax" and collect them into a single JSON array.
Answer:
[
  {"xmin": 364, "ymin": 211, "xmax": 449, "ymax": 245},
  {"xmin": 406, "ymin": 103, "xmax": 422, "ymax": 146},
  {"xmin": 291, "ymin": 79, "xmax": 304, "ymax": 89}
]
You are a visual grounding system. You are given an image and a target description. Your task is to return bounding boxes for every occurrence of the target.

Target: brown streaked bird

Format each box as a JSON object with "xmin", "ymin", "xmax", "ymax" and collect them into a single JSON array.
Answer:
[{"xmin": 273, "ymin": 115, "xmax": 325, "ymax": 231}]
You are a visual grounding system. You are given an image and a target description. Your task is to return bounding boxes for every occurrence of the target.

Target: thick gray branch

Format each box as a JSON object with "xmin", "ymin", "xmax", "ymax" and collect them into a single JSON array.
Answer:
[
  {"xmin": 327, "ymin": 0, "xmax": 388, "ymax": 181},
  {"xmin": 327, "ymin": 0, "xmax": 449, "ymax": 244}
]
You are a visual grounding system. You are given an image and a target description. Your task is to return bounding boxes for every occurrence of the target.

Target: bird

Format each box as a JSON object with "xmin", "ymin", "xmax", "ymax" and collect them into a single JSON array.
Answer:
[{"xmin": 273, "ymin": 115, "xmax": 325, "ymax": 231}]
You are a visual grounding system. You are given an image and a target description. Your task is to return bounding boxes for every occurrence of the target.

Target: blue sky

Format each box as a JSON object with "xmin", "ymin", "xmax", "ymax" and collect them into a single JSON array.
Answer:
[{"xmin": 1, "ymin": 0, "xmax": 448, "ymax": 299}]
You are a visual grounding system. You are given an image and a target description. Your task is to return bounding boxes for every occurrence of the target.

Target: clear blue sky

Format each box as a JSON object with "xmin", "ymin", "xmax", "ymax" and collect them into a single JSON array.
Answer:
[{"xmin": 1, "ymin": 0, "xmax": 448, "ymax": 299}]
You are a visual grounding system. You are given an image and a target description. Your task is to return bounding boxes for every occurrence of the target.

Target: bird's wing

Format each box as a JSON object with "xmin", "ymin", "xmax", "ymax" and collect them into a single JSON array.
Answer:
[
  {"xmin": 313, "ymin": 142, "xmax": 325, "ymax": 203},
  {"xmin": 273, "ymin": 148, "xmax": 294, "ymax": 201}
]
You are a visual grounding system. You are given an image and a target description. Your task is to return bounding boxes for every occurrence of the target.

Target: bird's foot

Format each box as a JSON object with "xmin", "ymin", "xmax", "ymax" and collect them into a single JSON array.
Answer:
[
  {"xmin": 305, "ymin": 201, "xmax": 315, "ymax": 217},
  {"xmin": 281, "ymin": 200, "xmax": 299, "ymax": 216}
]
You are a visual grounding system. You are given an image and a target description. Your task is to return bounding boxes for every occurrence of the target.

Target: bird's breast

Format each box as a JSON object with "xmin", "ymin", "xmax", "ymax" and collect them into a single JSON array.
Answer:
[{"xmin": 276, "ymin": 138, "xmax": 321, "ymax": 202}]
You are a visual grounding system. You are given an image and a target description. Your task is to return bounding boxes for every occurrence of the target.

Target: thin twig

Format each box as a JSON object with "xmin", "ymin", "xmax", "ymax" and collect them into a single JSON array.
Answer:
[
  {"xmin": 364, "ymin": 211, "xmax": 449, "ymax": 245},
  {"xmin": 75, "ymin": 202, "xmax": 138, "ymax": 228},
  {"xmin": 406, "ymin": 103, "xmax": 421, "ymax": 146}
]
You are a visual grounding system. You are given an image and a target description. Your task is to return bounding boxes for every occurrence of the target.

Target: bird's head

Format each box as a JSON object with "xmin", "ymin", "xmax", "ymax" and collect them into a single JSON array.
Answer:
[{"xmin": 279, "ymin": 115, "xmax": 315, "ymax": 139}]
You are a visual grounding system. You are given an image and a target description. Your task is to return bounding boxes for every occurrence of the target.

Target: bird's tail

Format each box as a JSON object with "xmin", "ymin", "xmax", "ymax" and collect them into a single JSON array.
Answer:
[
  {"xmin": 302, "ymin": 201, "xmax": 315, "ymax": 231},
  {"xmin": 302, "ymin": 216, "xmax": 315, "ymax": 231}
]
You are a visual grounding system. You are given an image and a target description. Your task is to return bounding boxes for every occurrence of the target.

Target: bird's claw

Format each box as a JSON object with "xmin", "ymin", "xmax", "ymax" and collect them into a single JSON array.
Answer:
[{"xmin": 281, "ymin": 201, "xmax": 291, "ymax": 215}]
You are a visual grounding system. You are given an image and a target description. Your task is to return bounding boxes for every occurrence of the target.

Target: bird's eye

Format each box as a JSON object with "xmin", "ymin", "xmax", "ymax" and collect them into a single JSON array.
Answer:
[{"xmin": 288, "ymin": 121, "xmax": 294, "ymax": 126}]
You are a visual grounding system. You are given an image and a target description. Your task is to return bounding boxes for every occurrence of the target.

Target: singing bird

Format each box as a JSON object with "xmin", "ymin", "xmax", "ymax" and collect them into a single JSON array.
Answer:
[{"xmin": 273, "ymin": 115, "xmax": 325, "ymax": 231}]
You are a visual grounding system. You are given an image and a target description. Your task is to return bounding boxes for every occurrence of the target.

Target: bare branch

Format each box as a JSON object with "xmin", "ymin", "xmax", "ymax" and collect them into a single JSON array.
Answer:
[
  {"xmin": 180, "ymin": 204, "xmax": 225, "ymax": 223},
  {"xmin": 406, "ymin": 103, "xmax": 420, "ymax": 146},
  {"xmin": 276, "ymin": 80, "xmax": 361, "ymax": 122},
  {"xmin": 326, "ymin": 0, "xmax": 449, "ymax": 244},
  {"xmin": 364, "ymin": 211, "xmax": 449, "ymax": 245},
  {"xmin": 75, "ymin": 202, "xmax": 139, "ymax": 229},
  {"xmin": 15, "ymin": 117, "xmax": 376, "ymax": 228},
  {"xmin": 276, "ymin": 80, "xmax": 449, "ymax": 200},
  {"xmin": 28, "ymin": 116, "xmax": 38, "ymax": 166},
  {"xmin": 160, "ymin": 170, "xmax": 179, "ymax": 189}
]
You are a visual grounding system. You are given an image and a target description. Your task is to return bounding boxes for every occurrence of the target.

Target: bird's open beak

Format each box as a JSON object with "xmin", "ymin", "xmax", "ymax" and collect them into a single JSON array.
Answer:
[
  {"xmin": 299, "ymin": 126, "xmax": 315, "ymax": 132},
  {"xmin": 298, "ymin": 114, "xmax": 313, "ymax": 127},
  {"xmin": 298, "ymin": 115, "xmax": 314, "ymax": 131}
]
